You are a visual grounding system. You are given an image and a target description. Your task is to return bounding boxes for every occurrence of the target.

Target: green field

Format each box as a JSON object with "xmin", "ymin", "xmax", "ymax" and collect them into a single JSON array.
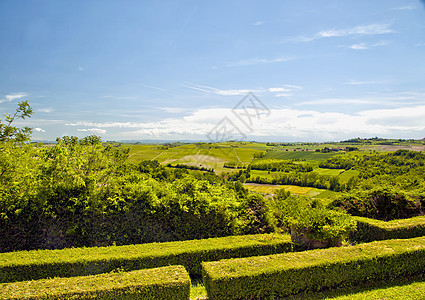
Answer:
[
  {"xmin": 264, "ymin": 150, "xmax": 337, "ymax": 166},
  {"xmin": 124, "ymin": 143, "xmax": 264, "ymax": 173},
  {"xmin": 244, "ymin": 183, "xmax": 336, "ymax": 200}
]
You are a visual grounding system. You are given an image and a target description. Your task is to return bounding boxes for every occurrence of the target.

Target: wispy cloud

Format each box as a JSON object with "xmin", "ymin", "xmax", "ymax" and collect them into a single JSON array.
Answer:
[
  {"xmin": 0, "ymin": 92, "xmax": 28, "ymax": 103},
  {"xmin": 344, "ymin": 79, "xmax": 385, "ymax": 85},
  {"xmin": 37, "ymin": 107, "xmax": 54, "ymax": 113},
  {"xmin": 268, "ymin": 85, "xmax": 302, "ymax": 97},
  {"xmin": 343, "ymin": 40, "xmax": 390, "ymax": 50},
  {"xmin": 34, "ymin": 127, "xmax": 46, "ymax": 132},
  {"xmin": 142, "ymin": 84, "xmax": 167, "ymax": 91},
  {"xmin": 253, "ymin": 21, "xmax": 264, "ymax": 26},
  {"xmin": 77, "ymin": 128, "xmax": 107, "ymax": 134},
  {"xmin": 182, "ymin": 82, "xmax": 257, "ymax": 96},
  {"xmin": 391, "ymin": 4, "xmax": 416, "ymax": 10},
  {"xmin": 294, "ymin": 23, "xmax": 395, "ymax": 42},
  {"xmin": 227, "ymin": 56, "xmax": 293, "ymax": 67}
]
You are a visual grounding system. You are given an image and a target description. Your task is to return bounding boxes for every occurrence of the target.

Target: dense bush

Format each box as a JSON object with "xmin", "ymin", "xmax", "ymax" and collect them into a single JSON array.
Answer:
[
  {"xmin": 0, "ymin": 137, "xmax": 275, "ymax": 252},
  {"xmin": 271, "ymin": 194, "xmax": 356, "ymax": 249},
  {"xmin": 0, "ymin": 266, "xmax": 190, "ymax": 300},
  {"xmin": 331, "ymin": 186, "xmax": 424, "ymax": 221}
]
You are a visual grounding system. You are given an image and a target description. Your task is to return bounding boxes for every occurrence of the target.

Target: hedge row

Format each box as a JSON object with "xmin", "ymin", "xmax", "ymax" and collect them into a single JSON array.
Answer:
[
  {"xmin": 351, "ymin": 215, "xmax": 425, "ymax": 242},
  {"xmin": 202, "ymin": 236, "xmax": 425, "ymax": 300},
  {"xmin": 0, "ymin": 265, "xmax": 190, "ymax": 300},
  {"xmin": 0, "ymin": 233, "xmax": 292, "ymax": 283}
]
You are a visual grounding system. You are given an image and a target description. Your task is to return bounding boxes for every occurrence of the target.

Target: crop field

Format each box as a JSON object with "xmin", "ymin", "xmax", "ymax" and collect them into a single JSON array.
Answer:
[
  {"xmin": 264, "ymin": 150, "xmax": 337, "ymax": 165},
  {"xmin": 244, "ymin": 183, "xmax": 336, "ymax": 200},
  {"xmin": 338, "ymin": 169, "xmax": 360, "ymax": 183},
  {"xmin": 124, "ymin": 143, "xmax": 263, "ymax": 173}
]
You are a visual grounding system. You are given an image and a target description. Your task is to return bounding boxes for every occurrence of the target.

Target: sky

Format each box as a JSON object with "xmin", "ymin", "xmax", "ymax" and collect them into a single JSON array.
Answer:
[{"xmin": 1, "ymin": 0, "xmax": 425, "ymax": 142}]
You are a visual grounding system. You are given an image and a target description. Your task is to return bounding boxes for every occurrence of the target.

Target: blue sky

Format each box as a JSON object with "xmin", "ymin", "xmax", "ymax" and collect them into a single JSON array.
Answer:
[{"xmin": 1, "ymin": 0, "xmax": 425, "ymax": 142}]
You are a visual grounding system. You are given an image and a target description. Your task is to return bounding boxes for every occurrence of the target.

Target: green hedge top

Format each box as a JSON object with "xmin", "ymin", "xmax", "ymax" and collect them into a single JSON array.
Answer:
[
  {"xmin": 203, "ymin": 236, "xmax": 425, "ymax": 280},
  {"xmin": 0, "ymin": 233, "xmax": 288, "ymax": 267},
  {"xmin": 353, "ymin": 215, "xmax": 425, "ymax": 229},
  {"xmin": 0, "ymin": 233, "xmax": 292, "ymax": 282},
  {"xmin": 0, "ymin": 265, "xmax": 190, "ymax": 300}
]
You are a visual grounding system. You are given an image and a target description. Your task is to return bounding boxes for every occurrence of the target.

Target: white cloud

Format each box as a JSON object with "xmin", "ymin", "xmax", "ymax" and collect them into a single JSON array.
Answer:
[
  {"xmin": 295, "ymin": 23, "xmax": 395, "ymax": 42},
  {"xmin": 269, "ymin": 87, "xmax": 292, "ymax": 92},
  {"xmin": 182, "ymin": 82, "xmax": 258, "ymax": 96},
  {"xmin": 0, "ymin": 92, "xmax": 28, "ymax": 103},
  {"xmin": 65, "ymin": 104, "xmax": 425, "ymax": 141},
  {"xmin": 391, "ymin": 5, "xmax": 416, "ymax": 10},
  {"xmin": 269, "ymin": 85, "xmax": 302, "ymax": 97},
  {"xmin": 34, "ymin": 127, "xmax": 46, "ymax": 132},
  {"xmin": 37, "ymin": 107, "xmax": 54, "ymax": 113},
  {"xmin": 344, "ymin": 40, "xmax": 390, "ymax": 50},
  {"xmin": 142, "ymin": 84, "xmax": 167, "ymax": 91},
  {"xmin": 77, "ymin": 128, "xmax": 107, "ymax": 134},
  {"xmin": 227, "ymin": 56, "xmax": 293, "ymax": 67},
  {"xmin": 344, "ymin": 79, "xmax": 385, "ymax": 85},
  {"xmin": 253, "ymin": 21, "xmax": 264, "ymax": 26}
]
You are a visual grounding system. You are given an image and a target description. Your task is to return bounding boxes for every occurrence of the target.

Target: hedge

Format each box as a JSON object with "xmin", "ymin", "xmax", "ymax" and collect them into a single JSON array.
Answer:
[
  {"xmin": 0, "ymin": 233, "xmax": 292, "ymax": 283},
  {"xmin": 0, "ymin": 265, "xmax": 190, "ymax": 300},
  {"xmin": 202, "ymin": 236, "xmax": 425, "ymax": 300},
  {"xmin": 351, "ymin": 215, "xmax": 425, "ymax": 242}
]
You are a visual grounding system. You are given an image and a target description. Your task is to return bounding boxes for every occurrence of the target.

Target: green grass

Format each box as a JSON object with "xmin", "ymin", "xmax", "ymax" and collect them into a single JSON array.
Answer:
[
  {"xmin": 338, "ymin": 169, "xmax": 359, "ymax": 183},
  {"xmin": 264, "ymin": 150, "xmax": 337, "ymax": 165},
  {"xmin": 314, "ymin": 168, "xmax": 344, "ymax": 176}
]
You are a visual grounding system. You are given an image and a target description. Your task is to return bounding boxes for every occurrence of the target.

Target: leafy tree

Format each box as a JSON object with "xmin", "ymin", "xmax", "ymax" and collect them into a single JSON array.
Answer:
[{"xmin": 0, "ymin": 100, "xmax": 33, "ymax": 143}]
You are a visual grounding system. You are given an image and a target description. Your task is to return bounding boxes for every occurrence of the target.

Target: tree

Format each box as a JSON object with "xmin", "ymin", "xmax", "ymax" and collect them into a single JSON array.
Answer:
[{"xmin": 0, "ymin": 100, "xmax": 33, "ymax": 143}]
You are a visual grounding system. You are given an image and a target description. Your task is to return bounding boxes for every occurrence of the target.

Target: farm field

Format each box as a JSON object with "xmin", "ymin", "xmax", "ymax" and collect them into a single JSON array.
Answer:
[
  {"xmin": 263, "ymin": 150, "xmax": 337, "ymax": 166},
  {"xmin": 124, "ymin": 142, "xmax": 264, "ymax": 173},
  {"xmin": 244, "ymin": 183, "xmax": 337, "ymax": 199}
]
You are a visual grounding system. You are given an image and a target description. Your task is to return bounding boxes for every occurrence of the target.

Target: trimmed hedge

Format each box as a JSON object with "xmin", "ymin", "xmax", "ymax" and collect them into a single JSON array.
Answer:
[
  {"xmin": 351, "ymin": 215, "xmax": 425, "ymax": 242},
  {"xmin": 0, "ymin": 265, "xmax": 190, "ymax": 300},
  {"xmin": 0, "ymin": 233, "xmax": 292, "ymax": 283},
  {"xmin": 202, "ymin": 237, "xmax": 425, "ymax": 300}
]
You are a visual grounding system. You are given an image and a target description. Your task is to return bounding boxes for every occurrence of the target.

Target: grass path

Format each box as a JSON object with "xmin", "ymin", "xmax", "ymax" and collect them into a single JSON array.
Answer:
[{"xmin": 152, "ymin": 151, "xmax": 166, "ymax": 160}]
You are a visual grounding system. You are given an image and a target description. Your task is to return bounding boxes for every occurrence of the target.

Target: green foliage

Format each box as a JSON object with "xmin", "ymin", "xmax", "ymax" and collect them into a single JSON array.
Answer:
[
  {"xmin": 331, "ymin": 186, "xmax": 424, "ymax": 221},
  {"xmin": 0, "ymin": 100, "xmax": 33, "ymax": 143},
  {"xmin": 0, "ymin": 136, "xmax": 278, "ymax": 252},
  {"xmin": 202, "ymin": 237, "xmax": 425, "ymax": 300},
  {"xmin": 273, "ymin": 196, "xmax": 356, "ymax": 248},
  {"xmin": 351, "ymin": 215, "xmax": 425, "ymax": 243},
  {"xmin": 0, "ymin": 266, "xmax": 190, "ymax": 300},
  {"xmin": 250, "ymin": 158, "xmax": 313, "ymax": 172},
  {"xmin": 0, "ymin": 233, "xmax": 292, "ymax": 282}
]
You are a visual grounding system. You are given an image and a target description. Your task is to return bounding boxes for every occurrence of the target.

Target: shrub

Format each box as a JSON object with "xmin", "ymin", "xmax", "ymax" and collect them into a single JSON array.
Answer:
[
  {"xmin": 0, "ymin": 233, "xmax": 292, "ymax": 283},
  {"xmin": 0, "ymin": 266, "xmax": 190, "ymax": 300},
  {"xmin": 351, "ymin": 215, "xmax": 425, "ymax": 242},
  {"xmin": 202, "ymin": 237, "xmax": 425, "ymax": 299}
]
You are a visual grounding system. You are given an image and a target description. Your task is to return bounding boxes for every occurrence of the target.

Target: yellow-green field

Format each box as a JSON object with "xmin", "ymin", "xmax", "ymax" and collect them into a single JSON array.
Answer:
[
  {"xmin": 123, "ymin": 142, "xmax": 264, "ymax": 173},
  {"xmin": 244, "ymin": 183, "xmax": 336, "ymax": 200}
]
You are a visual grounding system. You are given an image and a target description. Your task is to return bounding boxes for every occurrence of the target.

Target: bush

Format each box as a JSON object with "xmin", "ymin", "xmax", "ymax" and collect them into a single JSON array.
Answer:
[
  {"xmin": 351, "ymin": 215, "xmax": 425, "ymax": 242},
  {"xmin": 202, "ymin": 237, "xmax": 425, "ymax": 300},
  {"xmin": 0, "ymin": 233, "xmax": 293, "ymax": 283},
  {"xmin": 0, "ymin": 266, "xmax": 190, "ymax": 300},
  {"xmin": 331, "ymin": 187, "xmax": 423, "ymax": 221},
  {"xmin": 273, "ymin": 196, "xmax": 356, "ymax": 249}
]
